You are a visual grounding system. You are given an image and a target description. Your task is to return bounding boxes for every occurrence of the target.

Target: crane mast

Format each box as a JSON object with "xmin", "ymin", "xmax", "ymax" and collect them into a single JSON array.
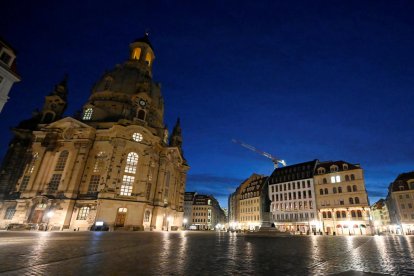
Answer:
[{"xmin": 232, "ymin": 139, "xmax": 287, "ymax": 168}]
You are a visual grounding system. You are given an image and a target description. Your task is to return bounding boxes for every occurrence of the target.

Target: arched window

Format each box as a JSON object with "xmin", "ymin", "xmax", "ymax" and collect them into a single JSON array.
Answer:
[
  {"xmin": 324, "ymin": 188, "xmax": 328, "ymax": 195},
  {"xmin": 145, "ymin": 52, "xmax": 152, "ymax": 66},
  {"xmin": 132, "ymin": 48, "xmax": 142, "ymax": 60},
  {"xmin": 55, "ymin": 151, "xmax": 69, "ymax": 171},
  {"xmin": 355, "ymin": 197, "xmax": 360, "ymax": 204},
  {"xmin": 83, "ymin": 108, "xmax": 93, "ymax": 120},
  {"xmin": 345, "ymin": 175, "xmax": 350, "ymax": 181},
  {"xmin": 349, "ymin": 197, "xmax": 354, "ymax": 204},
  {"xmin": 341, "ymin": 211, "xmax": 346, "ymax": 218},
  {"xmin": 323, "ymin": 178, "xmax": 327, "ymax": 184},
  {"xmin": 104, "ymin": 78, "xmax": 112, "ymax": 90},
  {"xmin": 144, "ymin": 210, "xmax": 151, "ymax": 222},
  {"xmin": 352, "ymin": 185, "xmax": 357, "ymax": 192},
  {"xmin": 320, "ymin": 189, "xmax": 324, "ymax": 195},
  {"xmin": 333, "ymin": 187, "xmax": 337, "ymax": 194},
  {"xmin": 328, "ymin": 211, "xmax": 332, "ymax": 218},
  {"xmin": 338, "ymin": 187, "xmax": 342, "ymax": 193},
  {"xmin": 125, "ymin": 152, "xmax": 138, "ymax": 174},
  {"xmin": 336, "ymin": 211, "xmax": 341, "ymax": 219},
  {"xmin": 43, "ymin": 112, "xmax": 55, "ymax": 123},
  {"xmin": 77, "ymin": 207, "xmax": 90, "ymax": 220},
  {"xmin": 350, "ymin": 174, "xmax": 355, "ymax": 181},
  {"xmin": 137, "ymin": 110, "xmax": 146, "ymax": 120},
  {"xmin": 357, "ymin": 210, "xmax": 362, "ymax": 217},
  {"xmin": 347, "ymin": 186, "xmax": 352, "ymax": 192},
  {"xmin": 322, "ymin": 212, "xmax": 327, "ymax": 218},
  {"xmin": 351, "ymin": 210, "xmax": 356, "ymax": 218}
]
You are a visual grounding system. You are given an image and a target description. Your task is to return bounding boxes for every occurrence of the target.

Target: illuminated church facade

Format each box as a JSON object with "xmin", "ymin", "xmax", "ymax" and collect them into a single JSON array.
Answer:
[{"xmin": 0, "ymin": 35, "xmax": 189, "ymax": 231}]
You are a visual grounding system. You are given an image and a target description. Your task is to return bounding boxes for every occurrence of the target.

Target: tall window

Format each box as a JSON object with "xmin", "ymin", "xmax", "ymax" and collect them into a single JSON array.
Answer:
[
  {"xmin": 125, "ymin": 152, "xmax": 139, "ymax": 174},
  {"xmin": 20, "ymin": 176, "xmax": 31, "ymax": 191},
  {"xmin": 120, "ymin": 175, "xmax": 134, "ymax": 196},
  {"xmin": 338, "ymin": 187, "xmax": 342, "ymax": 193},
  {"xmin": 88, "ymin": 175, "xmax": 100, "ymax": 193},
  {"xmin": 352, "ymin": 185, "xmax": 357, "ymax": 192},
  {"xmin": 350, "ymin": 174, "xmax": 355, "ymax": 181},
  {"xmin": 347, "ymin": 186, "xmax": 352, "ymax": 192},
  {"xmin": 55, "ymin": 151, "xmax": 69, "ymax": 171},
  {"xmin": 28, "ymin": 152, "xmax": 39, "ymax": 174},
  {"xmin": 83, "ymin": 108, "xmax": 93, "ymax": 120},
  {"xmin": 77, "ymin": 207, "xmax": 90, "ymax": 220},
  {"xmin": 144, "ymin": 210, "xmax": 151, "ymax": 222},
  {"xmin": 349, "ymin": 197, "xmax": 354, "ymax": 204},
  {"xmin": 4, "ymin": 207, "xmax": 16, "ymax": 220},
  {"xmin": 164, "ymin": 171, "xmax": 170, "ymax": 202},
  {"xmin": 48, "ymin": 174, "xmax": 62, "ymax": 193},
  {"xmin": 132, "ymin": 48, "xmax": 141, "ymax": 60},
  {"xmin": 93, "ymin": 152, "xmax": 106, "ymax": 173},
  {"xmin": 355, "ymin": 197, "xmax": 360, "ymax": 204}
]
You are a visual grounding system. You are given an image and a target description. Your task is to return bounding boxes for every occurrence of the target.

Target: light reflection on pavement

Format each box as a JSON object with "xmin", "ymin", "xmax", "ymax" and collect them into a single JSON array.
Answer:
[{"xmin": 0, "ymin": 231, "xmax": 413, "ymax": 275}]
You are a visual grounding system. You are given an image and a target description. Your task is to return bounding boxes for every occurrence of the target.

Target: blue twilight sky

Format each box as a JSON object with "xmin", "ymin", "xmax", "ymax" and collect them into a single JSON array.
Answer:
[{"xmin": 1, "ymin": 1, "xmax": 413, "ymax": 208}]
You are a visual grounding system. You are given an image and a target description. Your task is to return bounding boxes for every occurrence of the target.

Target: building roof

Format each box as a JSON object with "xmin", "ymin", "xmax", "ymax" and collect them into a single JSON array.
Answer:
[
  {"xmin": 315, "ymin": 160, "xmax": 361, "ymax": 172},
  {"xmin": 388, "ymin": 171, "xmax": 414, "ymax": 192},
  {"xmin": 240, "ymin": 175, "xmax": 268, "ymax": 197},
  {"xmin": 132, "ymin": 33, "xmax": 154, "ymax": 50},
  {"xmin": 268, "ymin": 159, "xmax": 318, "ymax": 184}
]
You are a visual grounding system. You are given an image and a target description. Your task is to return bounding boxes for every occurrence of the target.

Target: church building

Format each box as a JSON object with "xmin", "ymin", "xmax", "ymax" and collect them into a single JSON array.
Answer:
[{"xmin": 0, "ymin": 34, "xmax": 189, "ymax": 231}]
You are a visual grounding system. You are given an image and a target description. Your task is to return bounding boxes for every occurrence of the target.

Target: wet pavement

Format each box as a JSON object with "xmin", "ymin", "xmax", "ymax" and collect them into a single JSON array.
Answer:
[{"xmin": 0, "ymin": 231, "xmax": 413, "ymax": 275}]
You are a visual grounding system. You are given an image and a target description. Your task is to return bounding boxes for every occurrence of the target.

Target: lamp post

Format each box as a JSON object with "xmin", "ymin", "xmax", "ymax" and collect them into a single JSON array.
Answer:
[{"xmin": 183, "ymin": 218, "xmax": 188, "ymax": 230}]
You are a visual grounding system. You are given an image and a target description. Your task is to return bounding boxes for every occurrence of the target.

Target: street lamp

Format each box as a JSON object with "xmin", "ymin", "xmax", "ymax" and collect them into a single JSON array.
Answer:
[{"xmin": 183, "ymin": 218, "xmax": 188, "ymax": 230}]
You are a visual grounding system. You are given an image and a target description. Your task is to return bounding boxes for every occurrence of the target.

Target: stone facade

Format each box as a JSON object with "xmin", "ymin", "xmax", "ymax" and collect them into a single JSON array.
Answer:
[
  {"xmin": 0, "ymin": 35, "xmax": 189, "ymax": 231},
  {"xmin": 185, "ymin": 193, "xmax": 226, "ymax": 230},
  {"xmin": 268, "ymin": 160, "xmax": 318, "ymax": 234},
  {"xmin": 314, "ymin": 161, "xmax": 371, "ymax": 235},
  {"xmin": 228, "ymin": 173, "xmax": 268, "ymax": 230},
  {"xmin": 371, "ymin": 198, "xmax": 391, "ymax": 234},
  {"xmin": 386, "ymin": 171, "xmax": 414, "ymax": 235}
]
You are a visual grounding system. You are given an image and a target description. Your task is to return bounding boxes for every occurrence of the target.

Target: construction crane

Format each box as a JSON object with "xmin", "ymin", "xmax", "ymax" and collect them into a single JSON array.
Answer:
[{"xmin": 232, "ymin": 139, "xmax": 287, "ymax": 169}]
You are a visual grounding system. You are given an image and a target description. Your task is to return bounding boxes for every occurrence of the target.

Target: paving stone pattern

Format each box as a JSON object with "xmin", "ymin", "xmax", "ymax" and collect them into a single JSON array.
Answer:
[{"xmin": 0, "ymin": 231, "xmax": 413, "ymax": 275}]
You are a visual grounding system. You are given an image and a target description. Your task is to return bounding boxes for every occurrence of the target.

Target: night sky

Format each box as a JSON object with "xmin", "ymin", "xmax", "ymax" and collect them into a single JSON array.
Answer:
[{"xmin": 1, "ymin": 1, "xmax": 413, "ymax": 208}]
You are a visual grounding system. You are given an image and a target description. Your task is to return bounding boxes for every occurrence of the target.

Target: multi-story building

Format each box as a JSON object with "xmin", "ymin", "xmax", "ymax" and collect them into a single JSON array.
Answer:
[
  {"xmin": 228, "ymin": 188, "xmax": 239, "ymax": 226},
  {"xmin": 268, "ymin": 160, "xmax": 318, "ymax": 234},
  {"xmin": 371, "ymin": 199, "xmax": 391, "ymax": 235},
  {"xmin": 239, "ymin": 174, "xmax": 268, "ymax": 230},
  {"xmin": 386, "ymin": 171, "xmax": 414, "ymax": 235},
  {"xmin": 0, "ymin": 38, "xmax": 21, "ymax": 113},
  {"xmin": 183, "ymin": 192, "xmax": 196, "ymax": 228},
  {"xmin": 0, "ymin": 34, "xmax": 189, "ymax": 231},
  {"xmin": 188, "ymin": 194, "xmax": 226, "ymax": 230},
  {"xmin": 314, "ymin": 161, "xmax": 371, "ymax": 235}
]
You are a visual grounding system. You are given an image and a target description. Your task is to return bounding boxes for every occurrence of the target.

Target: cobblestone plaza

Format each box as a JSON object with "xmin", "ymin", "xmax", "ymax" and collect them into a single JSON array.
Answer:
[{"xmin": 0, "ymin": 231, "xmax": 413, "ymax": 275}]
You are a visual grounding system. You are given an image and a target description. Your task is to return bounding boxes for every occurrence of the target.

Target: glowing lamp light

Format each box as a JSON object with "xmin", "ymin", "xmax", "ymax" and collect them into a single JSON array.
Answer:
[
  {"xmin": 167, "ymin": 216, "xmax": 172, "ymax": 222},
  {"xmin": 96, "ymin": 221, "xmax": 104, "ymax": 226},
  {"xmin": 183, "ymin": 218, "xmax": 188, "ymax": 224},
  {"xmin": 46, "ymin": 211, "xmax": 54, "ymax": 218}
]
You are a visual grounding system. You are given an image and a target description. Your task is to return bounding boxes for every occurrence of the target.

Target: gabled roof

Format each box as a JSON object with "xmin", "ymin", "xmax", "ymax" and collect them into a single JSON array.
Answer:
[
  {"xmin": 315, "ymin": 160, "xmax": 361, "ymax": 171},
  {"xmin": 388, "ymin": 171, "xmax": 414, "ymax": 192}
]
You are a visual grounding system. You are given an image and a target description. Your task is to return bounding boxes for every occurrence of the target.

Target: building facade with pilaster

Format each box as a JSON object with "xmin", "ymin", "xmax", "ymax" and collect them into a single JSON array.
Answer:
[{"xmin": 0, "ymin": 35, "xmax": 189, "ymax": 231}]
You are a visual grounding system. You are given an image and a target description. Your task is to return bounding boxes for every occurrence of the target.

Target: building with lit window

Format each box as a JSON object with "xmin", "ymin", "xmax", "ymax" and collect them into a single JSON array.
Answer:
[
  {"xmin": 371, "ymin": 199, "xmax": 391, "ymax": 235},
  {"xmin": 0, "ymin": 34, "xmax": 189, "ymax": 231},
  {"xmin": 386, "ymin": 171, "xmax": 414, "ymax": 235},
  {"xmin": 314, "ymin": 161, "xmax": 371, "ymax": 235},
  {"xmin": 228, "ymin": 173, "xmax": 268, "ymax": 231},
  {"xmin": 268, "ymin": 160, "xmax": 318, "ymax": 234},
  {"xmin": 0, "ymin": 38, "xmax": 21, "ymax": 113},
  {"xmin": 187, "ymin": 194, "xmax": 226, "ymax": 230},
  {"xmin": 183, "ymin": 192, "xmax": 196, "ymax": 229}
]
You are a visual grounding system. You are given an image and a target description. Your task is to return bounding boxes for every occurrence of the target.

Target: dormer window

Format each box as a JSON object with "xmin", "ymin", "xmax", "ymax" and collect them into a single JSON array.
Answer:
[
  {"xmin": 132, "ymin": 48, "xmax": 141, "ymax": 60},
  {"xmin": 0, "ymin": 51, "xmax": 12, "ymax": 66},
  {"xmin": 104, "ymin": 77, "xmax": 113, "ymax": 90},
  {"xmin": 330, "ymin": 165, "xmax": 338, "ymax": 172},
  {"xmin": 343, "ymin": 164, "xmax": 348, "ymax": 170},
  {"xmin": 317, "ymin": 168, "xmax": 325, "ymax": 174},
  {"xmin": 83, "ymin": 107, "xmax": 93, "ymax": 120}
]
